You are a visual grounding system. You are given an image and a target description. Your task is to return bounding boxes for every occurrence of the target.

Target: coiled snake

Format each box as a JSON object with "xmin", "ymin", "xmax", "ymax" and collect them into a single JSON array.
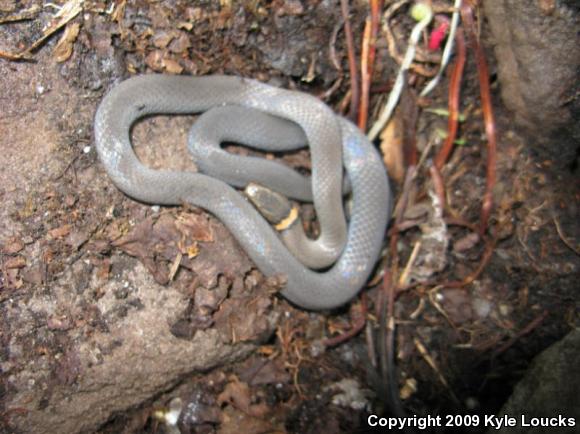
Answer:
[{"xmin": 94, "ymin": 75, "xmax": 391, "ymax": 310}]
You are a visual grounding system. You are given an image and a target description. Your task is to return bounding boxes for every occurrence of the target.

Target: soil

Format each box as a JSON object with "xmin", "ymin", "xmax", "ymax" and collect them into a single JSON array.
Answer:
[{"xmin": 0, "ymin": 1, "xmax": 578, "ymax": 434}]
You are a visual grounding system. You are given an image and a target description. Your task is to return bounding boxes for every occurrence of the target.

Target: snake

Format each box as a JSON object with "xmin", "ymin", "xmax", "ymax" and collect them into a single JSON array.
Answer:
[{"xmin": 94, "ymin": 74, "xmax": 391, "ymax": 310}]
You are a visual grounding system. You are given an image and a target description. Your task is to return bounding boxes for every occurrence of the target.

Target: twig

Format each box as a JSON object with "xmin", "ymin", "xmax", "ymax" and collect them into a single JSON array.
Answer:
[
  {"xmin": 421, "ymin": 0, "xmax": 463, "ymax": 97},
  {"xmin": 461, "ymin": 3, "xmax": 497, "ymax": 236},
  {"xmin": 442, "ymin": 236, "xmax": 495, "ymax": 288},
  {"xmin": 374, "ymin": 166, "xmax": 416, "ymax": 418},
  {"xmin": 414, "ymin": 337, "xmax": 461, "ymax": 405},
  {"xmin": 398, "ymin": 240, "xmax": 422, "ymax": 286},
  {"xmin": 365, "ymin": 320, "xmax": 378, "ymax": 368},
  {"xmin": 492, "ymin": 310, "xmax": 549, "ymax": 358},
  {"xmin": 393, "ymin": 166, "xmax": 417, "ymax": 238},
  {"xmin": 340, "ymin": 0, "xmax": 360, "ymax": 122},
  {"xmin": 381, "ymin": 0, "xmax": 410, "ymax": 60},
  {"xmin": 516, "ymin": 226, "xmax": 545, "ymax": 273},
  {"xmin": 368, "ymin": 5, "xmax": 433, "ymax": 140},
  {"xmin": 414, "ymin": 137, "xmax": 436, "ymax": 174},
  {"xmin": 317, "ymin": 77, "xmax": 343, "ymax": 101},
  {"xmin": 382, "ymin": 2, "xmax": 436, "ymax": 77},
  {"xmin": 317, "ymin": 19, "xmax": 344, "ymax": 101},
  {"xmin": 358, "ymin": 0, "xmax": 383, "ymax": 131},
  {"xmin": 377, "ymin": 270, "xmax": 407, "ymax": 418},
  {"xmin": 0, "ymin": 4, "xmax": 40, "ymax": 23},
  {"xmin": 429, "ymin": 164, "xmax": 447, "ymax": 209},
  {"xmin": 401, "ymin": 89, "xmax": 420, "ymax": 167},
  {"xmin": 553, "ymin": 215, "xmax": 580, "ymax": 256},
  {"xmin": 337, "ymin": 88, "xmax": 352, "ymax": 115},
  {"xmin": 24, "ymin": 0, "xmax": 83, "ymax": 56},
  {"xmin": 329, "ymin": 19, "xmax": 344, "ymax": 72},
  {"xmin": 358, "ymin": 18, "xmax": 372, "ymax": 130},
  {"xmin": 0, "ymin": 49, "xmax": 33, "ymax": 60},
  {"xmin": 428, "ymin": 285, "xmax": 459, "ymax": 329},
  {"xmin": 434, "ymin": 27, "xmax": 466, "ymax": 169},
  {"xmin": 321, "ymin": 296, "xmax": 367, "ymax": 347},
  {"xmin": 368, "ymin": 0, "xmax": 383, "ymax": 73},
  {"xmin": 0, "ymin": 0, "xmax": 83, "ymax": 61},
  {"xmin": 370, "ymin": 81, "xmax": 393, "ymax": 94}
]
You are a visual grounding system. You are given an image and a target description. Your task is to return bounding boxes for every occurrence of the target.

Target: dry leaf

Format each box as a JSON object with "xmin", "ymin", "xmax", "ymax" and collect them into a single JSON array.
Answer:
[
  {"xmin": 177, "ymin": 21, "xmax": 193, "ymax": 30},
  {"xmin": 145, "ymin": 50, "xmax": 164, "ymax": 71},
  {"xmin": 379, "ymin": 110, "xmax": 405, "ymax": 183},
  {"xmin": 53, "ymin": 22, "xmax": 80, "ymax": 62},
  {"xmin": 217, "ymin": 379, "xmax": 270, "ymax": 417},
  {"xmin": 163, "ymin": 57, "xmax": 183, "ymax": 74},
  {"xmin": 175, "ymin": 213, "xmax": 213, "ymax": 242},
  {"xmin": 151, "ymin": 31, "xmax": 173, "ymax": 49},
  {"xmin": 23, "ymin": 0, "xmax": 83, "ymax": 55},
  {"xmin": 168, "ymin": 32, "xmax": 191, "ymax": 54},
  {"xmin": 111, "ymin": 0, "xmax": 126, "ymax": 23}
]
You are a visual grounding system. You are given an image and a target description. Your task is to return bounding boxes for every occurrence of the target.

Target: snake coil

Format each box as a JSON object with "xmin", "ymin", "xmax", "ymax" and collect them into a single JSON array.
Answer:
[{"xmin": 95, "ymin": 75, "xmax": 391, "ymax": 310}]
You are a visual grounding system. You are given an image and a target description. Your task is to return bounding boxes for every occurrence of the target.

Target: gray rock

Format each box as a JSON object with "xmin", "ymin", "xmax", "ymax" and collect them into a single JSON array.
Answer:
[
  {"xmin": 483, "ymin": 0, "xmax": 580, "ymax": 133},
  {"xmin": 487, "ymin": 329, "xmax": 580, "ymax": 434}
]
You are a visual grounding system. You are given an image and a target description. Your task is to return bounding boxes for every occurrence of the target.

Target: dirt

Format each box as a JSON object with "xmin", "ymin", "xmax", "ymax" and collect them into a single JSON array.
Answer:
[{"xmin": 0, "ymin": 1, "xmax": 578, "ymax": 434}]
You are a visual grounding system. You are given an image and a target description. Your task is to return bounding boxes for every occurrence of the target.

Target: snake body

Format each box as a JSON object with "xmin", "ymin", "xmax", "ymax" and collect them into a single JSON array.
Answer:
[{"xmin": 94, "ymin": 75, "xmax": 391, "ymax": 310}]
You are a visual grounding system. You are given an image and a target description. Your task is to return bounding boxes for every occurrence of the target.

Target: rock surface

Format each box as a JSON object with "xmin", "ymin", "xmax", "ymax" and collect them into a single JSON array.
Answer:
[
  {"xmin": 488, "ymin": 329, "xmax": 580, "ymax": 434},
  {"xmin": 0, "ymin": 49, "xmax": 276, "ymax": 434},
  {"xmin": 483, "ymin": 0, "xmax": 580, "ymax": 165}
]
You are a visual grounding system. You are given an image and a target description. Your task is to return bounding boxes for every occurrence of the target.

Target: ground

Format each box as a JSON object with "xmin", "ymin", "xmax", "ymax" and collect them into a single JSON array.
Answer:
[{"xmin": 0, "ymin": 1, "xmax": 578, "ymax": 434}]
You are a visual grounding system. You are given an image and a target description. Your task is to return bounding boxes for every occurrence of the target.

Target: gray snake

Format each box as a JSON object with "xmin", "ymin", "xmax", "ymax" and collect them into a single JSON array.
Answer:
[{"xmin": 94, "ymin": 75, "xmax": 391, "ymax": 310}]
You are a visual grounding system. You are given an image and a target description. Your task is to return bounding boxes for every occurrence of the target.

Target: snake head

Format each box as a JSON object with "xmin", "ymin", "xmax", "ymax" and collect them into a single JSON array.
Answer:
[{"xmin": 244, "ymin": 182, "xmax": 299, "ymax": 231}]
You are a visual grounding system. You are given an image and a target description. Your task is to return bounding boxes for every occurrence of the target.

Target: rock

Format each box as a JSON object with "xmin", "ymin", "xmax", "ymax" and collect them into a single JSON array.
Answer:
[
  {"xmin": 3, "ymin": 262, "xmax": 265, "ymax": 434},
  {"xmin": 482, "ymin": 0, "xmax": 580, "ymax": 165},
  {"xmin": 487, "ymin": 329, "xmax": 580, "ymax": 434},
  {"xmin": 483, "ymin": 0, "xmax": 579, "ymax": 132}
]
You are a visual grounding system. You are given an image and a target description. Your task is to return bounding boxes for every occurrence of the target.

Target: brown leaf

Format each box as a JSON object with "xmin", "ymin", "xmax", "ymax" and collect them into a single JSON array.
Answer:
[
  {"xmin": 163, "ymin": 57, "xmax": 183, "ymax": 74},
  {"xmin": 19, "ymin": 0, "xmax": 82, "ymax": 57},
  {"xmin": 214, "ymin": 294, "xmax": 273, "ymax": 343},
  {"xmin": 194, "ymin": 277, "xmax": 229, "ymax": 314},
  {"xmin": 144, "ymin": 50, "xmax": 164, "ymax": 71},
  {"xmin": 175, "ymin": 212, "xmax": 213, "ymax": 242},
  {"xmin": 217, "ymin": 380, "xmax": 270, "ymax": 418},
  {"xmin": 53, "ymin": 22, "xmax": 80, "ymax": 62},
  {"xmin": 112, "ymin": 217, "xmax": 173, "ymax": 284},
  {"xmin": 151, "ymin": 30, "xmax": 174, "ymax": 49},
  {"xmin": 168, "ymin": 32, "xmax": 191, "ymax": 54},
  {"xmin": 177, "ymin": 21, "xmax": 193, "ymax": 31},
  {"xmin": 111, "ymin": 212, "xmax": 251, "ymax": 288},
  {"xmin": 379, "ymin": 110, "xmax": 405, "ymax": 183},
  {"xmin": 239, "ymin": 358, "xmax": 291, "ymax": 386},
  {"xmin": 111, "ymin": 0, "xmax": 126, "ymax": 22},
  {"xmin": 453, "ymin": 232, "xmax": 480, "ymax": 253},
  {"xmin": 280, "ymin": 0, "xmax": 304, "ymax": 15},
  {"xmin": 218, "ymin": 406, "xmax": 284, "ymax": 434}
]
